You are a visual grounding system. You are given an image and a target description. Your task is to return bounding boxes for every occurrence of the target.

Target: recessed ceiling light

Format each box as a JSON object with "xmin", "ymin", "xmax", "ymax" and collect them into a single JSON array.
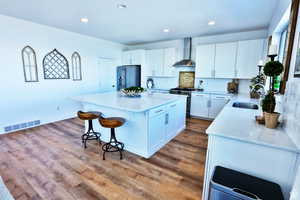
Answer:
[
  {"xmin": 80, "ymin": 17, "xmax": 89, "ymax": 23},
  {"xmin": 163, "ymin": 28, "xmax": 170, "ymax": 33},
  {"xmin": 117, "ymin": 4, "xmax": 127, "ymax": 9},
  {"xmin": 208, "ymin": 21, "xmax": 216, "ymax": 26}
]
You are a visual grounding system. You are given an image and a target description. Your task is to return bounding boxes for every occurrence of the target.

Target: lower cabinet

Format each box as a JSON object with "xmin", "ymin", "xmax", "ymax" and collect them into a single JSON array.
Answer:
[
  {"xmin": 191, "ymin": 93, "xmax": 231, "ymax": 119},
  {"xmin": 148, "ymin": 101, "xmax": 184, "ymax": 153},
  {"xmin": 149, "ymin": 110, "xmax": 166, "ymax": 152},
  {"xmin": 190, "ymin": 93, "xmax": 210, "ymax": 118},
  {"xmin": 209, "ymin": 95, "xmax": 231, "ymax": 119}
]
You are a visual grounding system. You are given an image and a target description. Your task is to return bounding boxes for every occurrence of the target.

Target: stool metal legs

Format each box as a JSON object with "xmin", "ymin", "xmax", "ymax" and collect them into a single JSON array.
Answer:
[
  {"xmin": 81, "ymin": 120, "xmax": 101, "ymax": 148},
  {"xmin": 102, "ymin": 128, "xmax": 124, "ymax": 160}
]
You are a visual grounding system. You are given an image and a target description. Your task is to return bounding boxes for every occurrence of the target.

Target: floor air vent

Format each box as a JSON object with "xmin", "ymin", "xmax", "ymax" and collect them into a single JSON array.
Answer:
[{"xmin": 4, "ymin": 120, "xmax": 41, "ymax": 132}]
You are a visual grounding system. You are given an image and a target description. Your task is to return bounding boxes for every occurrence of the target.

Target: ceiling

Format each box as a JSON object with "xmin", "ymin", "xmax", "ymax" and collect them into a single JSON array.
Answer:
[{"xmin": 0, "ymin": 0, "xmax": 279, "ymax": 44}]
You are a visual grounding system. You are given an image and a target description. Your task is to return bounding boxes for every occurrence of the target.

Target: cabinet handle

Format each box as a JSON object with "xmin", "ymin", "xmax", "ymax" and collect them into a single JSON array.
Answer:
[
  {"xmin": 165, "ymin": 113, "xmax": 169, "ymax": 125},
  {"xmin": 215, "ymin": 96, "xmax": 226, "ymax": 99},
  {"xmin": 207, "ymin": 100, "xmax": 211, "ymax": 108},
  {"xmin": 170, "ymin": 104, "xmax": 176, "ymax": 108},
  {"xmin": 155, "ymin": 109, "xmax": 163, "ymax": 113}
]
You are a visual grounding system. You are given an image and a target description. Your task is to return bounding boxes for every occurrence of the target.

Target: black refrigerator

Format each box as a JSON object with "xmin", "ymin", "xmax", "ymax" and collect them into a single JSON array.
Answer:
[{"xmin": 117, "ymin": 65, "xmax": 141, "ymax": 91}]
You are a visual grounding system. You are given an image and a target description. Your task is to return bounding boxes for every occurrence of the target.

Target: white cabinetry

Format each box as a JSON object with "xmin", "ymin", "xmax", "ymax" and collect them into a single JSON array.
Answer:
[
  {"xmin": 195, "ymin": 44, "xmax": 215, "ymax": 78},
  {"xmin": 195, "ymin": 39, "xmax": 265, "ymax": 79},
  {"xmin": 149, "ymin": 108, "xmax": 166, "ymax": 152},
  {"xmin": 191, "ymin": 93, "xmax": 231, "ymax": 119},
  {"xmin": 215, "ymin": 42, "xmax": 237, "ymax": 78},
  {"xmin": 146, "ymin": 49, "xmax": 164, "ymax": 76},
  {"xmin": 163, "ymin": 48, "xmax": 177, "ymax": 76},
  {"xmin": 146, "ymin": 48, "xmax": 177, "ymax": 77},
  {"xmin": 190, "ymin": 93, "xmax": 210, "ymax": 118},
  {"xmin": 236, "ymin": 39, "xmax": 264, "ymax": 79},
  {"xmin": 208, "ymin": 95, "xmax": 231, "ymax": 118},
  {"xmin": 122, "ymin": 50, "xmax": 145, "ymax": 65},
  {"xmin": 148, "ymin": 100, "xmax": 185, "ymax": 154}
]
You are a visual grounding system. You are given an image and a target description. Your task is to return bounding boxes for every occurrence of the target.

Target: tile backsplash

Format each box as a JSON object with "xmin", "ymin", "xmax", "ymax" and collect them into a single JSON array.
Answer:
[{"xmin": 282, "ymin": 79, "xmax": 300, "ymax": 149}]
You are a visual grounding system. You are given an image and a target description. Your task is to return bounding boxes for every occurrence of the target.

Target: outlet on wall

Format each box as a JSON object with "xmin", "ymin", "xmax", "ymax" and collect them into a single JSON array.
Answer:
[{"xmin": 56, "ymin": 106, "xmax": 60, "ymax": 111}]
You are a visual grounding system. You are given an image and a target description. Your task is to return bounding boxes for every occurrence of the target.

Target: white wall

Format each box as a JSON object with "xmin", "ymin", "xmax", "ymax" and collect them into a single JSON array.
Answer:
[
  {"xmin": 127, "ymin": 29, "xmax": 268, "ymax": 93},
  {"xmin": 0, "ymin": 15, "xmax": 124, "ymax": 134}
]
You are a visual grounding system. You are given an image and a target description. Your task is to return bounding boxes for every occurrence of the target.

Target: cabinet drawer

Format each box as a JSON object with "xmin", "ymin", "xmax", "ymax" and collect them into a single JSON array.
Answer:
[
  {"xmin": 168, "ymin": 102, "xmax": 178, "ymax": 109},
  {"xmin": 149, "ymin": 105, "xmax": 166, "ymax": 117}
]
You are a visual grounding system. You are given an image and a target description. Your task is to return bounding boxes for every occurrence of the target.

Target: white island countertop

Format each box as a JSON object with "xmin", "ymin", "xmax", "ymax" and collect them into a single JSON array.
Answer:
[
  {"xmin": 73, "ymin": 92, "xmax": 187, "ymax": 112},
  {"xmin": 206, "ymin": 95, "xmax": 299, "ymax": 153}
]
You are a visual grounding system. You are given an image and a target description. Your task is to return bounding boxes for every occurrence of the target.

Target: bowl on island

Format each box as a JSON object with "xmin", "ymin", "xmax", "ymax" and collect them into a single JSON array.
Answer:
[{"xmin": 121, "ymin": 87, "xmax": 145, "ymax": 97}]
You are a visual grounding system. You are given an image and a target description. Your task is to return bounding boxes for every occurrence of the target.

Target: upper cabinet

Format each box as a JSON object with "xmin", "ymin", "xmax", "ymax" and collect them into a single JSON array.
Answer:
[
  {"xmin": 122, "ymin": 50, "xmax": 145, "ymax": 65},
  {"xmin": 215, "ymin": 42, "xmax": 237, "ymax": 79},
  {"xmin": 146, "ymin": 49, "xmax": 164, "ymax": 76},
  {"xmin": 195, "ymin": 39, "xmax": 265, "ymax": 79},
  {"xmin": 235, "ymin": 39, "xmax": 265, "ymax": 79},
  {"xmin": 195, "ymin": 44, "xmax": 216, "ymax": 78},
  {"xmin": 146, "ymin": 47, "xmax": 177, "ymax": 77}
]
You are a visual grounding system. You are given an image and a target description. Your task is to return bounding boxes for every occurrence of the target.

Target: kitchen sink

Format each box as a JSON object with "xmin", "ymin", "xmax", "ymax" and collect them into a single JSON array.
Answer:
[{"xmin": 232, "ymin": 102, "xmax": 259, "ymax": 110}]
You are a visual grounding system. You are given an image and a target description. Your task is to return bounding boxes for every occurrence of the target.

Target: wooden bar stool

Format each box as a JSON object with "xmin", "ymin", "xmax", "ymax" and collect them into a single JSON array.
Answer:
[
  {"xmin": 77, "ymin": 111, "xmax": 102, "ymax": 148},
  {"xmin": 98, "ymin": 116, "xmax": 125, "ymax": 160}
]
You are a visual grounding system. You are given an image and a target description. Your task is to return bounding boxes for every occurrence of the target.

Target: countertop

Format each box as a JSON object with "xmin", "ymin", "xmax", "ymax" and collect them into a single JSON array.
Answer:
[
  {"xmin": 73, "ymin": 92, "xmax": 187, "ymax": 113},
  {"xmin": 206, "ymin": 95, "xmax": 299, "ymax": 153}
]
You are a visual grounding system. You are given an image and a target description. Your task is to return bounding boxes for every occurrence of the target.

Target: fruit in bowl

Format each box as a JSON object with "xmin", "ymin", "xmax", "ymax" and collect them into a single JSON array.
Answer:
[{"xmin": 121, "ymin": 87, "xmax": 145, "ymax": 97}]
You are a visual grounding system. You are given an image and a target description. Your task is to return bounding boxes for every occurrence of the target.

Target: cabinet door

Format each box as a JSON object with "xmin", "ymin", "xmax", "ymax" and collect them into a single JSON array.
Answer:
[
  {"xmin": 190, "ymin": 93, "xmax": 210, "ymax": 118},
  {"xmin": 149, "ymin": 112, "xmax": 166, "ymax": 152},
  {"xmin": 163, "ymin": 48, "xmax": 176, "ymax": 76},
  {"xmin": 146, "ymin": 49, "xmax": 164, "ymax": 76},
  {"xmin": 122, "ymin": 51, "xmax": 132, "ymax": 65},
  {"xmin": 195, "ymin": 44, "xmax": 216, "ymax": 78},
  {"xmin": 208, "ymin": 95, "xmax": 230, "ymax": 119},
  {"xmin": 166, "ymin": 103, "xmax": 178, "ymax": 140},
  {"xmin": 215, "ymin": 42, "xmax": 237, "ymax": 78},
  {"xmin": 131, "ymin": 50, "xmax": 144, "ymax": 65},
  {"xmin": 236, "ymin": 39, "xmax": 264, "ymax": 79}
]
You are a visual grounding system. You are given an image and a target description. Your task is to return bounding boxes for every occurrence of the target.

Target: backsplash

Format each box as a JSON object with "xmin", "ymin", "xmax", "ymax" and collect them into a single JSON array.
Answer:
[
  {"xmin": 282, "ymin": 79, "xmax": 300, "ymax": 149},
  {"xmin": 151, "ymin": 76, "xmax": 250, "ymax": 94}
]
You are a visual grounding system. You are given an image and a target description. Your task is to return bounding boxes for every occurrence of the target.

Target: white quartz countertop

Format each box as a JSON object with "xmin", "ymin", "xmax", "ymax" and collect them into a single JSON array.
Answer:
[
  {"xmin": 73, "ymin": 92, "xmax": 187, "ymax": 112},
  {"xmin": 206, "ymin": 95, "xmax": 299, "ymax": 153}
]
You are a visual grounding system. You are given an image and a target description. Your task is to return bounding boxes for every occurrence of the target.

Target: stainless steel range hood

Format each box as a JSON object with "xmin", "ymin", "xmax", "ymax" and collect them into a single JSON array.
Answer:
[{"xmin": 173, "ymin": 37, "xmax": 195, "ymax": 67}]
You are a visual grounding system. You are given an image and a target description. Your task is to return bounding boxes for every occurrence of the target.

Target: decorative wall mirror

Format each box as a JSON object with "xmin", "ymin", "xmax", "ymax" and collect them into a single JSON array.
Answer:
[
  {"xmin": 43, "ymin": 49, "xmax": 70, "ymax": 79},
  {"xmin": 72, "ymin": 52, "xmax": 82, "ymax": 81},
  {"xmin": 22, "ymin": 46, "xmax": 38, "ymax": 82}
]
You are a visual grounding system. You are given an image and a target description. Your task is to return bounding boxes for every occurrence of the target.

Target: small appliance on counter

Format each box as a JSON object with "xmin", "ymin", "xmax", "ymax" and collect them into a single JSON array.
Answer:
[{"xmin": 227, "ymin": 79, "xmax": 239, "ymax": 94}]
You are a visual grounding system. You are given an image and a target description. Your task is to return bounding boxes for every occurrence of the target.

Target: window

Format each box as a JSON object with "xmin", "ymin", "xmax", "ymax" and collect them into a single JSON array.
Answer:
[
  {"xmin": 43, "ymin": 49, "xmax": 70, "ymax": 79},
  {"xmin": 22, "ymin": 46, "xmax": 38, "ymax": 82},
  {"xmin": 278, "ymin": 27, "xmax": 288, "ymax": 63},
  {"xmin": 72, "ymin": 52, "xmax": 82, "ymax": 81}
]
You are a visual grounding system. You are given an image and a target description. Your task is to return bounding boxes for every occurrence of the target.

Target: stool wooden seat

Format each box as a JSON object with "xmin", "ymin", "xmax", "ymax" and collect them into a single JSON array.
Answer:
[
  {"xmin": 99, "ymin": 116, "xmax": 125, "ymax": 160},
  {"xmin": 77, "ymin": 111, "xmax": 102, "ymax": 148}
]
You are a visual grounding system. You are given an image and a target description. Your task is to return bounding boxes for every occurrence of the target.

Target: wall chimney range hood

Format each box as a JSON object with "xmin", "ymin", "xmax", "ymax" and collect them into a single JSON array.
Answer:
[{"xmin": 173, "ymin": 37, "xmax": 195, "ymax": 67}]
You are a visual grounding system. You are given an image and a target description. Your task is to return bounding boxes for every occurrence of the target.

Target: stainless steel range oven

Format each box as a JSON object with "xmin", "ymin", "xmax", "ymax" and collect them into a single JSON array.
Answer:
[{"xmin": 169, "ymin": 88, "xmax": 197, "ymax": 118}]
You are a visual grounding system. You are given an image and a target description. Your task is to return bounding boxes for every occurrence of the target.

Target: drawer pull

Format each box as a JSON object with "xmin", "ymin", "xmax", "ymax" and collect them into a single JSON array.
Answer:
[
  {"xmin": 155, "ymin": 109, "xmax": 163, "ymax": 113},
  {"xmin": 170, "ymin": 104, "xmax": 176, "ymax": 107}
]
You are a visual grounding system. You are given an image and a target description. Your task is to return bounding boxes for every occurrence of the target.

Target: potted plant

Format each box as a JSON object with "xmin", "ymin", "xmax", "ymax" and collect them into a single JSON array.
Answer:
[
  {"xmin": 262, "ymin": 61, "xmax": 284, "ymax": 128},
  {"xmin": 249, "ymin": 74, "xmax": 265, "ymax": 99}
]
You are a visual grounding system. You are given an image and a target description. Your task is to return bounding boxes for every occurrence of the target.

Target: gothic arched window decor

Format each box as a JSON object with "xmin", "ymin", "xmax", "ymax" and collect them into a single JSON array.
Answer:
[
  {"xmin": 72, "ymin": 52, "xmax": 82, "ymax": 81},
  {"xmin": 22, "ymin": 46, "xmax": 38, "ymax": 82},
  {"xmin": 43, "ymin": 49, "xmax": 70, "ymax": 79}
]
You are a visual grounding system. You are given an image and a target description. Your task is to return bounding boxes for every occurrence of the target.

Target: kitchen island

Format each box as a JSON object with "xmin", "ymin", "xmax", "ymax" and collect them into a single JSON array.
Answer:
[
  {"xmin": 73, "ymin": 92, "xmax": 187, "ymax": 158},
  {"xmin": 203, "ymin": 95, "xmax": 300, "ymax": 200}
]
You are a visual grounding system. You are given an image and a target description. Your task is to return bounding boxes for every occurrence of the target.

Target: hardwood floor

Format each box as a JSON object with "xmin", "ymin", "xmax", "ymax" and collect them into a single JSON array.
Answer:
[{"xmin": 0, "ymin": 117, "xmax": 211, "ymax": 200}]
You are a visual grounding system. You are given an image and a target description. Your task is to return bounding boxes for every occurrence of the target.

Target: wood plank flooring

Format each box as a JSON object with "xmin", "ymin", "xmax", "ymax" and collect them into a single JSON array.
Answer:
[{"xmin": 0, "ymin": 117, "xmax": 211, "ymax": 200}]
